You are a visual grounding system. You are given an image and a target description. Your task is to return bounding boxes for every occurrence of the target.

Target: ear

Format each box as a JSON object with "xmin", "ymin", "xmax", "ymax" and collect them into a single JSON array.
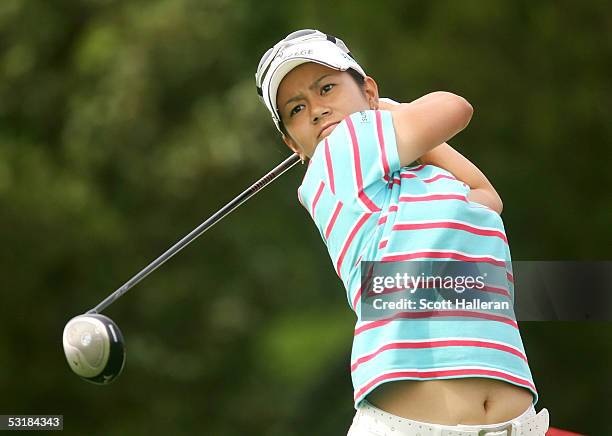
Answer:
[
  {"xmin": 282, "ymin": 134, "xmax": 305, "ymax": 161},
  {"xmin": 363, "ymin": 76, "xmax": 380, "ymax": 110}
]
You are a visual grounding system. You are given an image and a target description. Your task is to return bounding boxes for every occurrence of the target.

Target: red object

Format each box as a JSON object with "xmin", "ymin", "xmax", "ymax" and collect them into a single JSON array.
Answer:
[{"xmin": 546, "ymin": 427, "xmax": 586, "ymax": 436}]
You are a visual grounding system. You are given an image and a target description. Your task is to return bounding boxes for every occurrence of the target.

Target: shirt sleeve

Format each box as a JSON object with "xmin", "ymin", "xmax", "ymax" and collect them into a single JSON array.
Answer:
[{"xmin": 321, "ymin": 109, "xmax": 401, "ymax": 212}]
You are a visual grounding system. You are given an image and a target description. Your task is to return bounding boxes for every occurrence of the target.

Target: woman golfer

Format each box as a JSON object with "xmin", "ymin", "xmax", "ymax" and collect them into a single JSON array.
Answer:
[{"xmin": 255, "ymin": 29, "xmax": 550, "ymax": 436}]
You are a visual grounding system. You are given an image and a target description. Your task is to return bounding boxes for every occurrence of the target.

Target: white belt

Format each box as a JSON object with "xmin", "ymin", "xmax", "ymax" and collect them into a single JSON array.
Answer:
[{"xmin": 352, "ymin": 401, "xmax": 550, "ymax": 436}]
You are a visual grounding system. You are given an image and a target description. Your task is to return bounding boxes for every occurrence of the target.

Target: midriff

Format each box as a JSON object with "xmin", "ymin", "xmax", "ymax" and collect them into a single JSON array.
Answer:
[{"xmin": 366, "ymin": 378, "xmax": 534, "ymax": 425}]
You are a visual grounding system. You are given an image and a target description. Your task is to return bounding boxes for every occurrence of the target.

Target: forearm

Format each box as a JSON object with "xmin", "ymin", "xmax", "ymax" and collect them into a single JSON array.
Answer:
[
  {"xmin": 418, "ymin": 143, "xmax": 503, "ymax": 213},
  {"xmin": 417, "ymin": 143, "xmax": 489, "ymax": 189}
]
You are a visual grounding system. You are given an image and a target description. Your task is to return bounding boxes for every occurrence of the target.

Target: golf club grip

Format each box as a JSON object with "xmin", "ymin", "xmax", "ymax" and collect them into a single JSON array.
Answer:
[{"xmin": 88, "ymin": 153, "xmax": 301, "ymax": 314}]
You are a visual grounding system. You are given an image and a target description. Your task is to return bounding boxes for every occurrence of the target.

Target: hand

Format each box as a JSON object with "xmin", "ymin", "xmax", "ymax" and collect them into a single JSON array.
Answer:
[{"xmin": 467, "ymin": 187, "xmax": 503, "ymax": 215}]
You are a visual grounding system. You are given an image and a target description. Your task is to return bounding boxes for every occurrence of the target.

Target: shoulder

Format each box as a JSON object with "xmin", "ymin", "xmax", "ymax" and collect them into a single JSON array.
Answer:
[{"xmin": 323, "ymin": 109, "xmax": 396, "ymax": 158}]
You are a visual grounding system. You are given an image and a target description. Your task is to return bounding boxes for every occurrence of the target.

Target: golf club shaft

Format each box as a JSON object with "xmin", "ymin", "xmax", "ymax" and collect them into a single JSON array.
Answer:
[{"xmin": 87, "ymin": 153, "xmax": 301, "ymax": 314}]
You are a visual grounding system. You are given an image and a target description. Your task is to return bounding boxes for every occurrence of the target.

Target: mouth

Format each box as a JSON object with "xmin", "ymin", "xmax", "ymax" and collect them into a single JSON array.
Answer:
[{"xmin": 318, "ymin": 122, "xmax": 340, "ymax": 140}]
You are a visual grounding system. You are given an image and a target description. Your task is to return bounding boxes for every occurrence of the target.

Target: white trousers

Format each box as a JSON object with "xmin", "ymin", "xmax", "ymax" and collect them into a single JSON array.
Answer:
[{"xmin": 347, "ymin": 399, "xmax": 550, "ymax": 436}]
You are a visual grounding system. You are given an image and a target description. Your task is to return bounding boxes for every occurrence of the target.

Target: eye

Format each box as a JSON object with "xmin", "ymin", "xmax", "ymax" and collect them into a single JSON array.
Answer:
[
  {"xmin": 290, "ymin": 104, "xmax": 304, "ymax": 117},
  {"xmin": 321, "ymin": 83, "xmax": 335, "ymax": 95}
]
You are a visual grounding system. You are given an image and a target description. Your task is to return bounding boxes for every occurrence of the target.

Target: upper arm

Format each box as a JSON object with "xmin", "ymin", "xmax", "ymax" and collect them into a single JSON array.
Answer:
[{"xmin": 390, "ymin": 92, "xmax": 473, "ymax": 167}]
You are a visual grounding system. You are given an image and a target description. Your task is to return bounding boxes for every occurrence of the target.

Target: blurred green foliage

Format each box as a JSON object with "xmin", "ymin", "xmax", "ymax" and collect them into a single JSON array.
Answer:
[{"xmin": 0, "ymin": 0, "xmax": 610, "ymax": 435}]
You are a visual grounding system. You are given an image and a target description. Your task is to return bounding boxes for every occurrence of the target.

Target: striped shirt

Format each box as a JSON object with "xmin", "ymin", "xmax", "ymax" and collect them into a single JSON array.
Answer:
[{"xmin": 297, "ymin": 110, "xmax": 538, "ymax": 410}]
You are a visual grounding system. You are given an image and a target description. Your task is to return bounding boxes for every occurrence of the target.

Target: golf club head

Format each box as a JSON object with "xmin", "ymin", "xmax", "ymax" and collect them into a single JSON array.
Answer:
[{"xmin": 62, "ymin": 314, "xmax": 126, "ymax": 385}]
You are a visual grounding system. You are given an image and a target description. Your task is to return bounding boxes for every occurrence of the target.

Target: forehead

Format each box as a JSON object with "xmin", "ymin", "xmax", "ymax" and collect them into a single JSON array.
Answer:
[
  {"xmin": 277, "ymin": 62, "xmax": 342, "ymax": 102},
  {"xmin": 283, "ymin": 61, "xmax": 337, "ymax": 84}
]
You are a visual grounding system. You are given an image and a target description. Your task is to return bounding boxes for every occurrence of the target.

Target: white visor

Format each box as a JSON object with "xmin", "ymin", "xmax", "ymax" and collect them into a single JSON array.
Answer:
[{"xmin": 258, "ymin": 37, "xmax": 366, "ymax": 132}]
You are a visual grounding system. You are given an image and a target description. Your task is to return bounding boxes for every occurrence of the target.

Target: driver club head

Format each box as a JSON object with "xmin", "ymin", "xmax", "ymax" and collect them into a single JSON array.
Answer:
[{"xmin": 62, "ymin": 314, "xmax": 126, "ymax": 385}]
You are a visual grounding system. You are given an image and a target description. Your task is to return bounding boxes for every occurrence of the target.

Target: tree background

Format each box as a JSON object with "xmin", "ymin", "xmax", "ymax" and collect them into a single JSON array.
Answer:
[{"xmin": 0, "ymin": 0, "xmax": 610, "ymax": 434}]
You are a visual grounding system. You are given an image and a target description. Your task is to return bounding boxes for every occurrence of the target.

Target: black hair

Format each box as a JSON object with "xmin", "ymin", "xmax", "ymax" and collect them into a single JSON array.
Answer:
[{"xmin": 278, "ymin": 67, "xmax": 366, "ymax": 136}]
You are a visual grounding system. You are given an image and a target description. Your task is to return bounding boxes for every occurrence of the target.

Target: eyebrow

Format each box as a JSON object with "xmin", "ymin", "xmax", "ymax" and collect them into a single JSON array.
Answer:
[{"xmin": 282, "ymin": 74, "xmax": 335, "ymax": 109}]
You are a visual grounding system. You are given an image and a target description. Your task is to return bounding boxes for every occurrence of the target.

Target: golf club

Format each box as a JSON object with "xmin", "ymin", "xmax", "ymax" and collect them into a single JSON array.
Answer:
[{"xmin": 63, "ymin": 153, "xmax": 301, "ymax": 384}]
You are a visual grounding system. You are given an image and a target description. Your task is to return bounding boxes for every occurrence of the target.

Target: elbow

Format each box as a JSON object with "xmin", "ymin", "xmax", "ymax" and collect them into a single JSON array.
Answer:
[
  {"xmin": 435, "ymin": 92, "xmax": 474, "ymax": 133},
  {"xmin": 453, "ymin": 94, "xmax": 473, "ymax": 130},
  {"xmin": 463, "ymin": 98, "xmax": 474, "ymax": 126}
]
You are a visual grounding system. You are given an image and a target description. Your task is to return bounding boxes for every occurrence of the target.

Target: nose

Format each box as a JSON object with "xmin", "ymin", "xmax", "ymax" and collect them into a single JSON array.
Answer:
[{"xmin": 311, "ymin": 99, "xmax": 331, "ymax": 124}]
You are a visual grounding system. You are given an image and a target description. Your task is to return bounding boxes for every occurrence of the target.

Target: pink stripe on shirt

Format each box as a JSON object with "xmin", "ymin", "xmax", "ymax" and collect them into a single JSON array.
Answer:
[
  {"xmin": 324, "ymin": 138, "xmax": 335, "ymax": 194},
  {"xmin": 480, "ymin": 285, "xmax": 511, "ymax": 298},
  {"xmin": 350, "ymin": 339, "xmax": 527, "ymax": 372},
  {"xmin": 392, "ymin": 221, "xmax": 508, "ymax": 244},
  {"xmin": 406, "ymin": 164, "xmax": 426, "ymax": 172},
  {"xmin": 311, "ymin": 181, "xmax": 325, "ymax": 218},
  {"xmin": 399, "ymin": 193, "xmax": 468, "ymax": 203},
  {"xmin": 336, "ymin": 213, "xmax": 371, "ymax": 279},
  {"xmin": 346, "ymin": 117, "xmax": 381, "ymax": 212},
  {"xmin": 382, "ymin": 250, "xmax": 507, "ymax": 268},
  {"xmin": 423, "ymin": 174, "xmax": 458, "ymax": 183},
  {"xmin": 354, "ymin": 310, "xmax": 519, "ymax": 336},
  {"xmin": 352, "ymin": 262, "xmax": 376, "ymax": 310},
  {"xmin": 325, "ymin": 201, "xmax": 343, "ymax": 240},
  {"xmin": 375, "ymin": 110, "xmax": 390, "ymax": 182}
]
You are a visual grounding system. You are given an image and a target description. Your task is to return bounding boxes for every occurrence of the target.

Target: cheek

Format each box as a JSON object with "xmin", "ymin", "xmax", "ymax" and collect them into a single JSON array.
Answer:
[
  {"xmin": 289, "ymin": 121, "xmax": 311, "ymax": 144},
  {"xmin": 353, "ymin": 92, "xmax": 370, "ymax": 109},
  {"xmin": 284, "ymin": 127, "xmax": 307, "ymax": 151}
]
